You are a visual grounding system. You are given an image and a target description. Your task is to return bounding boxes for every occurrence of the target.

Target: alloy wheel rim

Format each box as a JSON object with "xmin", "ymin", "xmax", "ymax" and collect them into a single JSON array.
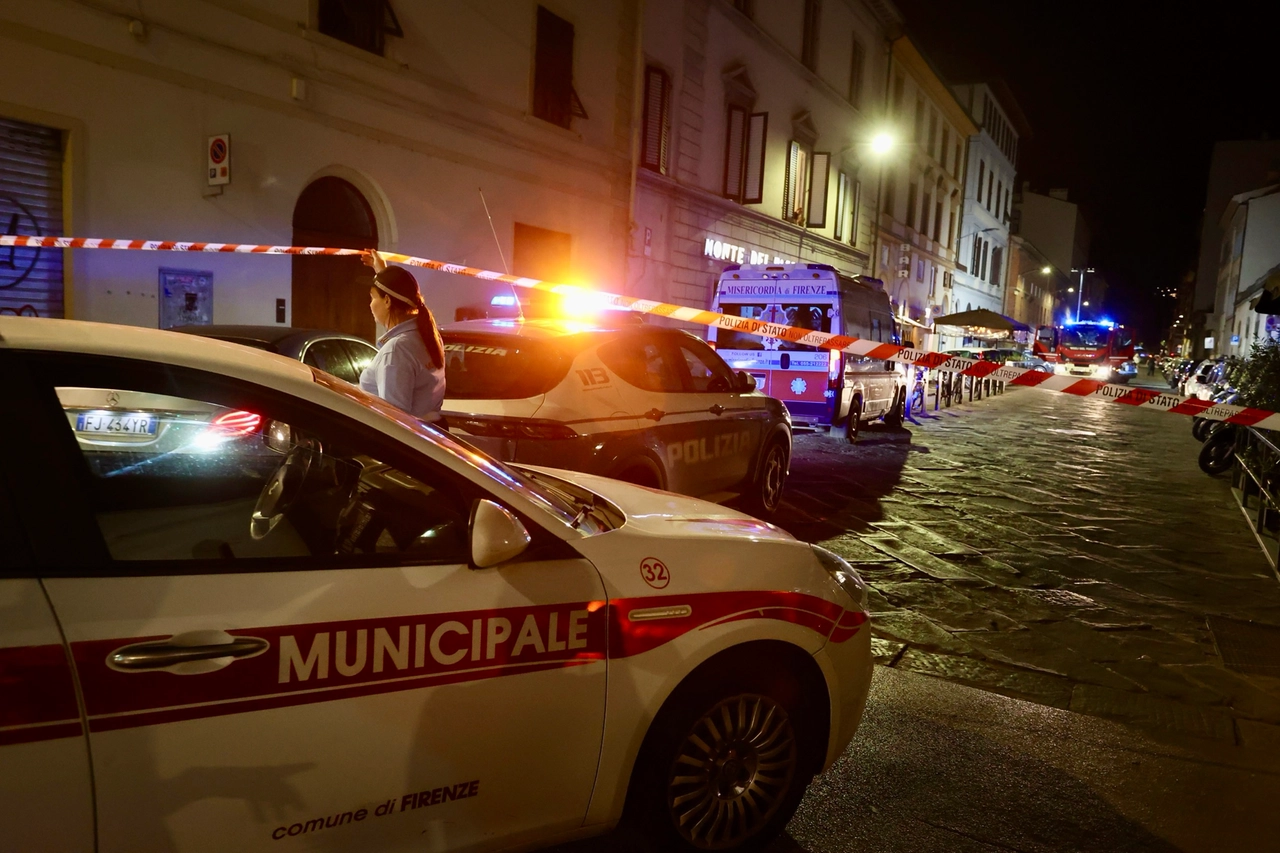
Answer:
[
  {"xmin": 762, "ymin": 447, "xmax": 785, "ymax": 510},
  {"xmin": 666, "ymin": 693, "xmax": 797, "ymax": 849}
]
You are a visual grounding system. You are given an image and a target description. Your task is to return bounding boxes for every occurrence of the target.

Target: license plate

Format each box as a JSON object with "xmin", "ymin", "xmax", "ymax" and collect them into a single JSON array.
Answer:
[{"xmin": 76, "ymin": 412, "xmax": 158, "ymax": 436}]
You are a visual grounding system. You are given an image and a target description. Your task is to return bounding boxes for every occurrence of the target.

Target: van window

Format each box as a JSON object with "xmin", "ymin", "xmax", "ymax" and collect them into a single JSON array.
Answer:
[{"xmin": 713, "ymin": 302, "xmax": 832, "ymax": 351}]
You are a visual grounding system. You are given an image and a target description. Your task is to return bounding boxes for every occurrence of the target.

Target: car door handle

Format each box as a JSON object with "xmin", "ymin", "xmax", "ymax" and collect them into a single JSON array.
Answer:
[
  {"xmin": 708, "ymin": 404, "xmax": 725, "ymax": 416},
  {"xmin": 643, "ymin": 408, "xmax": 665, "ymax": 421},
  {"xmin": 108, "ymin": 636, "xmax": 269, "ymax": 671}
]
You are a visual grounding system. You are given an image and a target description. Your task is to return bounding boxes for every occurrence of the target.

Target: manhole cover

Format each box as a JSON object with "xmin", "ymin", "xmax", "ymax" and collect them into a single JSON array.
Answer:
[{"xmin": 1207, "ymin": 616, "xmax": 1280, "ymax": 676}]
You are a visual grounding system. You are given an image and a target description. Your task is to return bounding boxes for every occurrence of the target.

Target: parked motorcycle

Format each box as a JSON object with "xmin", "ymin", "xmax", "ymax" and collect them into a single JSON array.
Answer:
[
  {"xmin": 1199, "ymin": 420, "xmax": 1238, "ymax": 475},
  {"xmin": 1192, "ymin": 388, "xmax": 1238, "ymax": 442}
]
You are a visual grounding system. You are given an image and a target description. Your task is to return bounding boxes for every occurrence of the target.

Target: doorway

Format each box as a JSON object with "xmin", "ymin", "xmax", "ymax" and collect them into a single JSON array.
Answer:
[{"xmin": 291, "ymin": 176, "xmax": 378, "ymax": 341}]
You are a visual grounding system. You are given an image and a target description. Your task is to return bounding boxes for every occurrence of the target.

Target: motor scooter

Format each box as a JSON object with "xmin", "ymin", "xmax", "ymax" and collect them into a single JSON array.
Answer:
[{"xmin": 1192, "ymin": 387, "xmax": 1238, "ymax": 442}]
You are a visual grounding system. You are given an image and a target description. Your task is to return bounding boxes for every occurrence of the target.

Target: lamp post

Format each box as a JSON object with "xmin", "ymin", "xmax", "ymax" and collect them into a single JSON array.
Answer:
[{"xmin": 1070, "ymin": 266, "xmax": 1095, "ymax": 320}]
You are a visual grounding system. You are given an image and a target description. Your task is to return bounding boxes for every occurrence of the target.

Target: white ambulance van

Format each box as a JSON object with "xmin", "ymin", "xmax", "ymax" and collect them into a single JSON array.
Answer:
[{"xmin": 711, "ymin": 264, "xmax": 910, "ymax": 441}]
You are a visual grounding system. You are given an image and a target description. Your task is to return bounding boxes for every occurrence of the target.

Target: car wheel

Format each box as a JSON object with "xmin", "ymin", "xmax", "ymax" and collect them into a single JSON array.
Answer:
[
  {"xmin": 844, "ymin": 396, "xmax": 862, "ymax": 444},
  {"xmin": 623, "ymin": 671, "xmax": 816, "ymax": 852},
  {"xmin": 743, "ymin": 439, "xmax": 788, "ymax": 518},
  {"xmin": 884, "ymin": 390, "xmax": 905, "ymax": 429}
]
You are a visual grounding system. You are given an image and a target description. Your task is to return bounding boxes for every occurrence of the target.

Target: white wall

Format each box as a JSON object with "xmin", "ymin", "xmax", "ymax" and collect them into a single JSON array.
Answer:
[{"xmin": 0, "ymin": 0, "xmax": 634, "ymax": 328}]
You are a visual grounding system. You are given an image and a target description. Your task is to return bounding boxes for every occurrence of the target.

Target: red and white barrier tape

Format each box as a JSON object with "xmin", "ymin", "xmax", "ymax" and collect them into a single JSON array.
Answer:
[{"xmin": 2, "ymin": 233, "xmax": 1271, "ymax": 430}]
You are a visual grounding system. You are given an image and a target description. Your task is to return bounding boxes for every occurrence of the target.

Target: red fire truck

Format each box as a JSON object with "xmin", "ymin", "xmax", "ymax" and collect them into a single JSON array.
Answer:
[{"xmin": 1033, "ymin": 320, "xmax": 1138, "ymax": 383}]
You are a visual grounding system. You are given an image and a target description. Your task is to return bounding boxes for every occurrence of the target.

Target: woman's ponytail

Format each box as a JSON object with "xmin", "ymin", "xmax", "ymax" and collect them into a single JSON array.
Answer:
[{"xmin": 414, "ymin": 297, "xmax": 445, "ymax": 370}]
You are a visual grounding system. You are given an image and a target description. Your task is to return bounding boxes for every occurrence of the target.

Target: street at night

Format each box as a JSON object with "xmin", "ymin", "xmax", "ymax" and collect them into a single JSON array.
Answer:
[{"xmin": 3, "ymin": 1, "xmax": 1280, "ymax": 851}]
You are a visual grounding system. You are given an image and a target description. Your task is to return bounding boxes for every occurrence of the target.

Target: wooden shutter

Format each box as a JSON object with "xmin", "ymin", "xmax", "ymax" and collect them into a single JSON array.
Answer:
[
  {"xmin": 851, "ymin": 179, "xmax": 862, "ymax": 245},
  {"xmin": 782, "ymin": 141, "xmax": 799, "ymax": 220},
  {"xmin": 723, "ymin": 106, "xmax": 747, "ymax": 200},
  {"xmin": 641, "ymin": 67, "xmax": 670, "ymax": 174},
  {"xmin": 533, "ymin": 6, "xmax": 574, "ymax": 129},
  {"xmin": 742, "ymin": 112, "xmax": 767, "ymax": 204},
  {"xmin": 833, "ymin": 172, "xmax": 848, "ymax": 241},
  {"xmin": 0, "ymin": 116, "xmax": 64, "ymax": 318},
  {"xmin": 807, "ymin": 152, "xmax": 830, "ymax": 228}
]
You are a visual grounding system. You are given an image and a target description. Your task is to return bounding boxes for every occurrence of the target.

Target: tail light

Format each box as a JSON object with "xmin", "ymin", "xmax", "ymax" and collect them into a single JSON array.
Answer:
[
  {"xmin": 210, "ymin": 409, "xmax": 262, "ymax": 437},
  {"xmin": 454, "ymin": 417, "xmax": 578, "ymax": 441},
  {"xmin": 828, "ymin": 348, "xmax": 841, "ymax": 381}
]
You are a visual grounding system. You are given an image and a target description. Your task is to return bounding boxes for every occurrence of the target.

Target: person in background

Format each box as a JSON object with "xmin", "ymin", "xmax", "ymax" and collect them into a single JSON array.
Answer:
[{"xmin": 359, "ymin": 252, "xmax": 446, "ymax": 424}]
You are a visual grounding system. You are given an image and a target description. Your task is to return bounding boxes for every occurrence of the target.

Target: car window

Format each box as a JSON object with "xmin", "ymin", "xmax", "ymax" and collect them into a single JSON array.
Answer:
[
  {"xmin": 47, "ymin": 370, "xmax": 470, "ymax": 566},
  {"xmin": 598, "ymin": 336, "xmax": 684, "ymax": 393},
  {"xmin": 675, "ymin": 338, "xmax": 735, "ymax": 393},
  {"xmin": 442, "ymin": 334, "xmax": 572, "ymax": 399},
  {"xmin": 302, "ymin": 339, "xmax": 357, "ymax": 384},
  {"xmin": 343, "ymin": 340, "xmax": 376, "ymax": 380}
]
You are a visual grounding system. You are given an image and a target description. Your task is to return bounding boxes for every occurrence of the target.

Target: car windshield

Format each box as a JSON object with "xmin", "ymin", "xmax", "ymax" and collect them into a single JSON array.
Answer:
[
  {"xmin": 442, "ymin": 333, "xmax": 573, "ymax": 399},
  {"xmin": 312, "ymin": 371, "xmax": 584, "ymax": 526},
  {"xmin": 714, "ymin": 302, "xmax": 832, "ymax": 351},
  {"xmin": 1061, "ymin": 327, "xmax": 1109, "ymax": 348}
]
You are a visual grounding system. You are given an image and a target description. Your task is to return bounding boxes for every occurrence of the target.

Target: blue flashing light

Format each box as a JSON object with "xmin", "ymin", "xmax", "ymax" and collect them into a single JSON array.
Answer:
[{"xmin": 490, "ymin": 294, "xmax": 518, "ymax": 307}]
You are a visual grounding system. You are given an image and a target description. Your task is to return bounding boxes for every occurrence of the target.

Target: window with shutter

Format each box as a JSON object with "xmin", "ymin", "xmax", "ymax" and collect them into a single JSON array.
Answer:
[
  {"xmin": 801, "ymin": 0, "xmax": 821, "ymax": 71},
  {"xmin": 742, "ymin": 113, "xmax": 767, "ymax": 204},
  {"xmin": 641, "ymin": 66, "xmax": 671, "ymax": 175},
  {"xmin": 532, "ymin": 6, "xmax": 575, "ymax": 129},
  {"xmin": 318, "ymin": 0, "xmax": 402, "ymax": 56},
  {"xmin": 834, "ymin": 172, "xmax": 849, "ymax": 241},
  {"xmin": 783, "ymin": 141, "xmax": 810, "ymax": 223},
  {"xmin": 0, "ymin": 116, "xmax": 64, "ymax": 318},
  {"xmin": 807, "ymin": 152, "xmax": 830, "ymax": 228},
  {"xmin": 851, "ymin": 179, "xmax": 861, "ymax": 245}
]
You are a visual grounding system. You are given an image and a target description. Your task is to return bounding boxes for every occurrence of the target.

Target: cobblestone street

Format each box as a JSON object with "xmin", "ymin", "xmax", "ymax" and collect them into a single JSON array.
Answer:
[{"xmin": 779, "ymin": 384, "xmax": 1280, "ymax": 747}]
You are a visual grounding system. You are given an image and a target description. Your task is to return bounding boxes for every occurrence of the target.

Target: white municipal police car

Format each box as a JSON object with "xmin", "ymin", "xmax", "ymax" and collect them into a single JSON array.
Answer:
[
  {"xmin": 0, "ymin": 317, "xmax": 871, "ymax": 853},
  {"xmin": 441, "ymin": 319, "xmax": 793, "ymax": 517}
]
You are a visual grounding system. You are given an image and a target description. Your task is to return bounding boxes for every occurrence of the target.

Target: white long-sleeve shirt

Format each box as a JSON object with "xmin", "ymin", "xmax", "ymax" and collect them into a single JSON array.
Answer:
[{"xmin": 359, "ymin": 319, "xmax": 446, "ymax": 422}]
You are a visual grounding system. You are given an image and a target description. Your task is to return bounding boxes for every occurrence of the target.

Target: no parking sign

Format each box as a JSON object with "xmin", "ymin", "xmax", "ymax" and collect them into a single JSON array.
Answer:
[{"xmin": 207, "ymin": 134, "xmax": 230, "ymax": 186}]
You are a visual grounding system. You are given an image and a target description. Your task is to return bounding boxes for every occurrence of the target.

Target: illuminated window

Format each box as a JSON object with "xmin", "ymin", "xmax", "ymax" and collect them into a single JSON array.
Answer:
[{"xmin": 783, "ymin": 141, "xmax": 812, "ymax": 222}]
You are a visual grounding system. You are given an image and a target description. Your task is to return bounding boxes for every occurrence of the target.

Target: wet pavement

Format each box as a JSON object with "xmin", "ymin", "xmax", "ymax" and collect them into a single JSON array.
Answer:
[
  {"xmin": 550, "ymin": 382, "xmax": 1280, "ymax": 852},
  {"xmin": 778, "ymin": 382, "xmax": 1280, "ymax": 747}
]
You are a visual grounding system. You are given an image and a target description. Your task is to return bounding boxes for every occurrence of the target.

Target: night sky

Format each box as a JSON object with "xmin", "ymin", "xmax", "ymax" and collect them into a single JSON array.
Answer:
[{"xmin": 893, "ymin": 1, "xmax": 1280, "ymax": 345}]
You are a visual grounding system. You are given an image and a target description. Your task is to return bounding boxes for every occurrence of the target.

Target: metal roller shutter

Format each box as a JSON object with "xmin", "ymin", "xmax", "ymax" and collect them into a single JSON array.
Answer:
[{"xmin": 0, "ymin": 116, "xmax": 64, "ymax": 318}]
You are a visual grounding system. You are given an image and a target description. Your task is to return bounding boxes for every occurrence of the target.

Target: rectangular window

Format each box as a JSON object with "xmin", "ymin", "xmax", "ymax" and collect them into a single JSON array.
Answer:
[
  {"xmin": 986, "ymin": 172, "xmax": 994, "ymax": 211},
  {"xmin": 996, "ymin": 180, "xmax": 1003, "ymax": 215},
  {"xmin": 916, "ymin": 258, "xmax": 925, "ymax": 282},
  {"xmin": 640, "ymin": 66, "xmax": 671, "ymax": 175},
  {"xmin": 802, "ymin": 0, "xmax": 821, "ymax": 71},
  {"xmin": 980, "ymin": 240, "xmax": 989, "ymax": 281},
  {"xmin": 742, "ymin": 112, "xmax": 767, "ymax": 204},
  {"xmin": 954, "ymin": 144, "xmax": 962, "ymax": 179},
  {"xmin": 807, "ymin": 152, "xmax": 831, "ymax": 228},
  {"xmin": 723, "ymin": 106, "xmax": 747, "ymax": 200},
  {"xmin": 991, "ymin": 246, "xmax": 1004, "ymax": 287},
  {"xmin": 893, "ymin": 73, "xmax": 905, "ymax": 114},
  {"xmin": 933, "ymin": 198, "xmax": 943, "ymax": 242},
  {"xmin": 921, "ymin": 190, "xmax": 932, "ymax": 237},
  {"xmin": 783, "ymin": 140, "xmax": 811, "ymax": 222},
  {"xmin": 848, "ymin": 38, "xmax": 865, "ymax": 108},
  {"xmin": 914, "ymin": 99, "xmax": 924, "ymax": 143},
  {"xmin": 318, "ymin": 0, "xmax": 402, "ymax": 55},
  {"xmin": 882, "ymin": 170, "xmax": 896, "ymax": 219},
  {"xmin": 928, "ymin": 110, "xmax": 938, "ymax": 158},
  {"xmin": 532, "ymin": 6, "xmax": 576, "ymax": 129},
  {"xmin": 906, "ymin": 181, "xmax": 918, "ymax": 230},
  {"xmin": 977, "ymin": 161, "xmax": 985, "ymax": 203},
  {"xmin": 972, "ymin": 235, "xmax": 981, "ymax": 275},
  {"xmin": 940, "ymin": 127, "xmax": 950, "ymax": 172}
]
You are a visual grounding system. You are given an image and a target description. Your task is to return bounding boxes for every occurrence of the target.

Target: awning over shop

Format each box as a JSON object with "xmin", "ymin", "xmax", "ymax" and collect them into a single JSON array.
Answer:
[{"xmin": 930, "ymin": 308, "xmax": 1031, "ymax": 333}]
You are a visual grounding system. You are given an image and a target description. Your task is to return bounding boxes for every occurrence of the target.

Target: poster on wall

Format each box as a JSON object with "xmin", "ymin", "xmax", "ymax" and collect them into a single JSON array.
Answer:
[{"xmin": 159, "ymin": 268, "xmax": 213, "ymax": 329}]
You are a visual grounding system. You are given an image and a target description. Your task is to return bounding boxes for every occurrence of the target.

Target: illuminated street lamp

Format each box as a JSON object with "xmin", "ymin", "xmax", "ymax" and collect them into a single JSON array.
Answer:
[
  {"xmin": 870, "ymin": 132, "xmax": 894, "ymax": 156},
  {"xmin": 1040, "ymin": 266, "xmax": 1051, "ymax": 274}
]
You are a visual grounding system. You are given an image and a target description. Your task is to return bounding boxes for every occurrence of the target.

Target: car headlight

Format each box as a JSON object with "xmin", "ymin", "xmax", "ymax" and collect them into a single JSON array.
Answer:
[
  {"xmin": 1095, "ymin": 365, "xmax": 1111, "ymax": 380},
  {"xmin": 810, "ymin": 544, "xmax": 867, "ymax": 608}
]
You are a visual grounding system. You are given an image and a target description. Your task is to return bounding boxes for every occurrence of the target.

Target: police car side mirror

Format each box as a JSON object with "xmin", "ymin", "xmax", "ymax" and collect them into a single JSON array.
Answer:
[
  {"xmin": 735, "ymin": 371, "xmax": 756, "ymax": 392},
  {"xmin": 469, "ymin": 499, "xmax": 531, "ymax": 568}
]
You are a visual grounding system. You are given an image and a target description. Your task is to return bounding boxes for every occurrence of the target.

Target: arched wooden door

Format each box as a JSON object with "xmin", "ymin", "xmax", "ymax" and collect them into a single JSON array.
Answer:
[{"xmin": 291, "ymin": 177, "xmax": 377, "ymax": 341}]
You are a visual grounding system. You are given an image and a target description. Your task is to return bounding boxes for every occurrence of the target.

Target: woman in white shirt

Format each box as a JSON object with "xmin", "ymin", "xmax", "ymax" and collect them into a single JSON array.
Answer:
[{"xmin": 358, "ymin": 255, "xmax": 446, "ymax": 423}]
